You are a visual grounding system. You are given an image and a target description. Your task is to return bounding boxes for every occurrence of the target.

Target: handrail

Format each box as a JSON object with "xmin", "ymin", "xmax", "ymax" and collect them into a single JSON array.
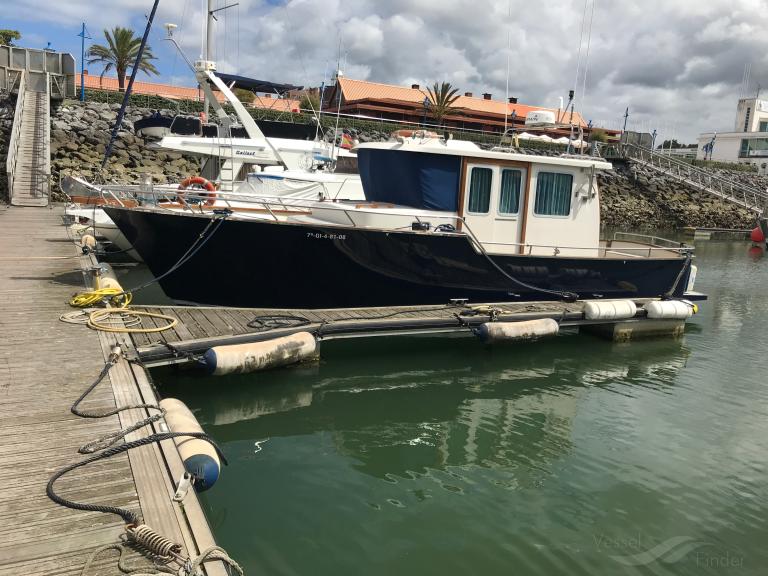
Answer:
[
  {"xmin": 606, "ymin": 142, "xmax": 768, "ymax": 214},
  {"xmin": 6, "ymin": 70, "xmax": 26, "ymax": 200},
  {"xmin": 611, "ymin": 231, "xmax": 683, "ymax": 249},
  {"xmin": 40, "ymin": 74, "xmax": 51, "ymax": 199}
]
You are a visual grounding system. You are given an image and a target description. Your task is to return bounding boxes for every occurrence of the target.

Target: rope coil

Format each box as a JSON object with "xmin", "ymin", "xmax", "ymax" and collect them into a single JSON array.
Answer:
[{"xmin": 127, "ymin": 524, "xmax": 183, "ymax": 562}]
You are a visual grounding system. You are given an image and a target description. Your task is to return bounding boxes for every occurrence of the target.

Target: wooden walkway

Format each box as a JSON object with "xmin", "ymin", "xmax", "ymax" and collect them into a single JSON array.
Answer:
[
  {"xmin": 131, "ymin": 301, "xmax": 589, "ymax": 366},
  {"xmin": 0, "ymin": 206, "xmax": 224, "ymax": 576}
]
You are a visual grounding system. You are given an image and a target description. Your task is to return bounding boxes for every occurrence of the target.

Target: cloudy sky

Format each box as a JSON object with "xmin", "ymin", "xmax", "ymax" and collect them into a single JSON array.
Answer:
[{"xmin": 6, "ymin": 0, "xmax": 768, "ymax": 142}]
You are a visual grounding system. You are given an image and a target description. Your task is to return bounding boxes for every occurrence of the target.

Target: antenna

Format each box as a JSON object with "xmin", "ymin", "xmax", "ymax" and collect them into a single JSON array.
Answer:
[
  {"xmin": 503, "ymin": 0, "xmax": 512, "ymax": 134},
  {"xmin": 579, "ymin": 0, "xmax": 595, "ymax": 119}
]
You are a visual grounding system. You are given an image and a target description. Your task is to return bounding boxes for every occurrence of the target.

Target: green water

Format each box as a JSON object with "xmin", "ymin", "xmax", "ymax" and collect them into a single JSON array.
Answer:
[{"xmin": 152, "ymin": 239, "xmax": 768, "ymax": 576}]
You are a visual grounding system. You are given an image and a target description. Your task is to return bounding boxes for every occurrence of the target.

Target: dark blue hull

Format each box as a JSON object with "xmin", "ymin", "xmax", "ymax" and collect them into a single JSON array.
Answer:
[{"xmin": 104, "ymin": 207, "xmax": 699, "ymax": 309}]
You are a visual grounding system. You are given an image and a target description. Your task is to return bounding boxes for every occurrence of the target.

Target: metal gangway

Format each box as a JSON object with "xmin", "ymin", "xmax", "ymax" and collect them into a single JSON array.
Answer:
[
  {"xmin": 2, "ymin": 45, "xmax": 75, "ymax": 207},
  {"xmin": 601, "ymin": 142, "xmax": 768, "ymax": 215}
]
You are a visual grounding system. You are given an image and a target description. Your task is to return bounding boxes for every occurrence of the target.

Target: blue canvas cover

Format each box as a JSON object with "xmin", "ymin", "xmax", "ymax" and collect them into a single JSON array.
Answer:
[{"xmin": 357, "ymin": 149, "xmax": 461, "ymax": 211}]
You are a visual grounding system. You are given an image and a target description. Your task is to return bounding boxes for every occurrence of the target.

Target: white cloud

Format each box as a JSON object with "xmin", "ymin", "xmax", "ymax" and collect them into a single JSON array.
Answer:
[{"xmin": 12, "ymin": 0, "xmax": 768, "ymax": 141}]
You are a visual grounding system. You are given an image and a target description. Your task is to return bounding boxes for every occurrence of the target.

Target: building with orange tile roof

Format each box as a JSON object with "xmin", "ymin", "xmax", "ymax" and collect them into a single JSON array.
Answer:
[
  {"xmin": 323, "ymin": 77, "xmax": 592, "ymax": 136},
  {"xmin": 76, "ymin": 72, "xmax": 301, "ymax": 112}
]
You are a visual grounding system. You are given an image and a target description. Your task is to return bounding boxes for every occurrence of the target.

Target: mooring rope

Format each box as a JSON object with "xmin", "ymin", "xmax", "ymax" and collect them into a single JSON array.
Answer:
[
  {"xmin": 46, "ymin": 347, "xmax": 239, "ymax": 574},
  {"xmin": 47, "ymin": 430, "xmax": 226, "ymax": 524},
  {"xmin": 664, "ymin": 251, "xmax": 693, "ymax": 299}
]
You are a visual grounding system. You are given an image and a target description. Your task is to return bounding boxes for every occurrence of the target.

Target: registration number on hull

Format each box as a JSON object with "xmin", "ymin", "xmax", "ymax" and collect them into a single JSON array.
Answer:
[{"xmin": 306, "ymin": 232, "xmax": 347, "ymax": 240}]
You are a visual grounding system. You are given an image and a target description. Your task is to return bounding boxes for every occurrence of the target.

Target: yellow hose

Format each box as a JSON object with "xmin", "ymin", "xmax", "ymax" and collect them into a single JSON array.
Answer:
[
  {"xmin": 87, "ymin": 309, "xmax": 178, "ymax": 334},
  {"xmin": 70, "ymin": 288, "xmax": 132, "ymax": 308}
]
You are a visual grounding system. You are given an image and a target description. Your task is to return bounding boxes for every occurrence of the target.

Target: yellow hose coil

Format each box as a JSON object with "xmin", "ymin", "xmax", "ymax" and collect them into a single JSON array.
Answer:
[{"xmin": 69, "ymin": 288, "xmax": 132, "ymax": 308}]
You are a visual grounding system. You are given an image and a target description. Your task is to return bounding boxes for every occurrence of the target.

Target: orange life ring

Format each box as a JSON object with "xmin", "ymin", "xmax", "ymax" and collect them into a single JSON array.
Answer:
[{"xmin": 177, "ymin": 176, "xmax": 216, "ymax": 207}]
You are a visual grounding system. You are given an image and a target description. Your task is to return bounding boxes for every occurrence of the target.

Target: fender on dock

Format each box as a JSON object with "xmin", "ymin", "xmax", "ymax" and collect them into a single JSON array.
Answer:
[
  {"xmin": 80, "ymin": 234, "xmax": 97, "ymax": 249},
  {"xmin": 96, "ymin": 263, "xmax": 124, "ymax": 292},
  {"xmin": 643, "ymin": 300, "xmax": 696, "ymax": 319},
  {"xmin": 584, "ymin": 300, "xmax": 637, "ymax": 321},
  {"xmin": 160, "ymin": 398, "xmax": 220, "ymax": 491},
  {"xmin": 475, "ymin": 318, "xmax": 559, "ymax": 344},
  {"xmin": 203, "ymin": 331, "xmax": 318, "ymax": 375}
]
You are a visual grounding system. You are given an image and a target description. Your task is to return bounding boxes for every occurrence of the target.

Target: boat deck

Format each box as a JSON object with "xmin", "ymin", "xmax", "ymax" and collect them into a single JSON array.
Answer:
[{"xmin": 0, "ymin": 205, "xmax": 225, "ymax": 576}]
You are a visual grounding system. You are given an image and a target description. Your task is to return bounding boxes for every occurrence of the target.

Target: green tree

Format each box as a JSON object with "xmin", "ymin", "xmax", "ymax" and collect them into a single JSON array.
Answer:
[
  {"xmin": 299, "ymin": 93, "xmax": 320, "ymax": 112},
  {"xmin": 426, "ymin": 81, "xmax": 461, "ymax": 126},
  {"xmin": 590, "ymin": 128, "xmax": 608, "ymax": 143},
  {"xmin": 87, "ymin": 27, "xmax": 159, "ymax": 91},
  {"xmin": 0, "ymin": 29, "xmax": 21, "ymax": 46},
  {"xmin": 233, "ymin": 88, "xmax": 254, "ymax": 104},
  {"xmin": 658, "ymin": 139, "xmax": 683, "ymax": 149}
]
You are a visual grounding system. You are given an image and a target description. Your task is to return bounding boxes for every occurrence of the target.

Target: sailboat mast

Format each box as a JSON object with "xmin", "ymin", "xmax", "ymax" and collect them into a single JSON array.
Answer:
[{"xmin": 204, "ymin": 0, "xmax": 215, "ymax": 116}]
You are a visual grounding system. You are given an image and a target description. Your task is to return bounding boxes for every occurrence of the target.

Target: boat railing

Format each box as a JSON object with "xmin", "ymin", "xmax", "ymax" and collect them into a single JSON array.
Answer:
[
  {"xmin": 610, "ymin": 231, "xmax": 685, "ymax": 249},
  {"xmin": 480, "ymin": 239, "xmax": 690, "ymax": 257},
  {"xmin": 107, "ymin": 188, "xmax": 692, "ymax": 259}
]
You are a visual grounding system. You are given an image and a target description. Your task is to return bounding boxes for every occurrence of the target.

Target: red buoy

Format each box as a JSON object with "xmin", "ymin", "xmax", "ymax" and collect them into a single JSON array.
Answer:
[{"xmin": 751, "ymin": 226, "xmax": 765, "ymax": 243}]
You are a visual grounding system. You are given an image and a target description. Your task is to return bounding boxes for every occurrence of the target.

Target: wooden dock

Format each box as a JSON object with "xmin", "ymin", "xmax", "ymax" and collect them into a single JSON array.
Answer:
[
  {"xmin": 128, "ymin": 297, "xmax": 679, "ymax": 368},
  {"xmin": 0, "ymin": 205, "xmax": 226, "ymax": 576},
  {"xmin": 131, "ymin": 302, "xmax": 583, "ymax": 366}
]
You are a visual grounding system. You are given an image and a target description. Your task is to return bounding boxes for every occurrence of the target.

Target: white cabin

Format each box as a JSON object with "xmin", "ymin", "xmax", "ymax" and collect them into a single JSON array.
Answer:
[{"xmin": 352, "ymin": 137, "xmax": 611, "ymax": 257}]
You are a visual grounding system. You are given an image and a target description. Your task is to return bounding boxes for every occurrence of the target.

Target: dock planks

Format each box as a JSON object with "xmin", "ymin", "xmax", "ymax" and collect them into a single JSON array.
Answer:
[
  {"xmin": 0, "ymin": 205, "xmax": 224, "ymax": 576},
  {"xmin": 131, "ymin": 300, "xmax": 590, "ymax": 366}
]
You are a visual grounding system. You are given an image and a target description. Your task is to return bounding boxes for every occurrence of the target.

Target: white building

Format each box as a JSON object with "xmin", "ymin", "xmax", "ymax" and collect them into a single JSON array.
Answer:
[{"xmin": 697, "ymin": 97, "xmax": 768, "ymax": 174}]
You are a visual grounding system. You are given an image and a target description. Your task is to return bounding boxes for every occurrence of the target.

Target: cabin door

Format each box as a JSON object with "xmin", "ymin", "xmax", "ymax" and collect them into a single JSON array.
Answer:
[
  {"xmin": 463, "ymin": 164, "xmax": 526, "ymax": 253},
  {"xmin": 491, "ymin": 166, "xmax": 526, "ymax": 254},
  {"xmin": 463, "ymin": 164, "xmax": 497, "ymax": 244}
]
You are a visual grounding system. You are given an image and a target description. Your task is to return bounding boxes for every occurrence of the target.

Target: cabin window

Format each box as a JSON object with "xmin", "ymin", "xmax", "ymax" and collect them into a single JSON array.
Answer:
[
  {"xmin": 534, "ymin": 172, "xmax": 572, "ymax": 216},
  {"xmin": 467, "ymin": 167, "xmax": 492, "ymax": 213},
  {"xmin": 498, "ymin": 169, "xmax": 522, "ymax": 215}
]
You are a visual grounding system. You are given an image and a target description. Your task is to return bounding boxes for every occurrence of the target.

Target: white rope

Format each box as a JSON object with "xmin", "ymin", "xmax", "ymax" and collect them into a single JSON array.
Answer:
[
  {"xmin": 188, "ymin": 546, "xmax": 245, "ymax": 575},
  {"xmin": 80, "ymin": 540, "xmax": 245, "ymax": 576}
]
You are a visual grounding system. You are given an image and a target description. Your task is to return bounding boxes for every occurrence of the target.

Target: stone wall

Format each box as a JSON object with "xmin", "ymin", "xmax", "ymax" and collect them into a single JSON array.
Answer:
[
  {"xmin": 0, "ymin": 95, "xmax": 14, "ymax": 203},
  {"xmin": 49, "ymin": 99, "xmax": 201, "ymax": 201},
  {"xmin": 599, "ymin": 160, "xmax": 757, "ymax": 230}
]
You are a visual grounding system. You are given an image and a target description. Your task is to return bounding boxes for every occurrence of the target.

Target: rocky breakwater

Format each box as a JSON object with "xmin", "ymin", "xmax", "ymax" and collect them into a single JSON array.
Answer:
[
  {"xmin": 0, "ymin": 94, "xmax": 16, "ymax": 202},
  {"xmin": 50, "ymin": 100, "xmax": 200, "ymax": 201},
  {"xmin": 598, "ymin": 160, "xmax": 758, "ymax": 230}
]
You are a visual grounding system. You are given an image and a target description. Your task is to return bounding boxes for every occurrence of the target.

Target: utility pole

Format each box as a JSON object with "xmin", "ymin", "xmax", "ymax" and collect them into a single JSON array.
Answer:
[
  {"xmin": 622, "ymin": 107, "xmax": 629, "ymax": 133},
  {"xmin": 77, "ymin": 23, "xmax": 90, "ymax": 102}
]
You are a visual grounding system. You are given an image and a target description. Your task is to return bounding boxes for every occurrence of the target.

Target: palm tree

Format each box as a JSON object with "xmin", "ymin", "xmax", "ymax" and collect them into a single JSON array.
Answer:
[
  {"xmin": 87, "ymin": 27, "xmax": 159, "ymax": 91},
  {"xmin": 426, "ymin": 82, "xmax": 461, "ymax": 127}
]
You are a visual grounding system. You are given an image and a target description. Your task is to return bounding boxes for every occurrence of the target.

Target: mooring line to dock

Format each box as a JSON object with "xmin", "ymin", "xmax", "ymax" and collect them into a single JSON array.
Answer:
[
  {"xmin": 45, "ymin": 343, "xmax": 243, "ymax": 575},
  {"xmin": 69, "ymin": 347, "xmax": 166, "ymax": 454},
  {"xmin": 69, "ymin": 210, "xmax": 230, "ymax": 314}
]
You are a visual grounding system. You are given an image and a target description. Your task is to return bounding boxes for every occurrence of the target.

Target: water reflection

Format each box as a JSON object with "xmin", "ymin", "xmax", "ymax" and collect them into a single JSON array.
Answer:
[{"xmin": 156, "ymin": 335, "xmax": 690, "ymax": 479}]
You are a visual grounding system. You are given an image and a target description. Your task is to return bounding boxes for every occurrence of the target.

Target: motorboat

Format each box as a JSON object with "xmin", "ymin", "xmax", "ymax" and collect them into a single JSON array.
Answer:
[
  {"xmin": 103, "ymin": 133, "xmax": 706, "ymax": 308},
  {"xmin": 63, "ymin": 67, "xmax": 364, "ymax": 256}
]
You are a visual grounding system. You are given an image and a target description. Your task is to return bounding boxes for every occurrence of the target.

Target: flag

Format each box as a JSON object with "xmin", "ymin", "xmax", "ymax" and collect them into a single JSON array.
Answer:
[{"xmin": 340, "ymin": 133, "xmax": 354, "ymax": 149}]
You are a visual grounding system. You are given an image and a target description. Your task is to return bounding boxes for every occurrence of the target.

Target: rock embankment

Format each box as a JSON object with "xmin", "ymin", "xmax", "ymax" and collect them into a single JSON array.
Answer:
[
  {"xmin": 49, "ymin": 100, "xmax": 200, "ymax": 201},
  {"xmin": 0, "ymin": 95, "xmax": 15, "ymax": 201},
  {"xmin": 598, "ymin": 161, "xmax": 757, "ymax": 230},
  {"xmin": 0, "ymin": 98, "xmax": 762, "ymax": 230}
]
